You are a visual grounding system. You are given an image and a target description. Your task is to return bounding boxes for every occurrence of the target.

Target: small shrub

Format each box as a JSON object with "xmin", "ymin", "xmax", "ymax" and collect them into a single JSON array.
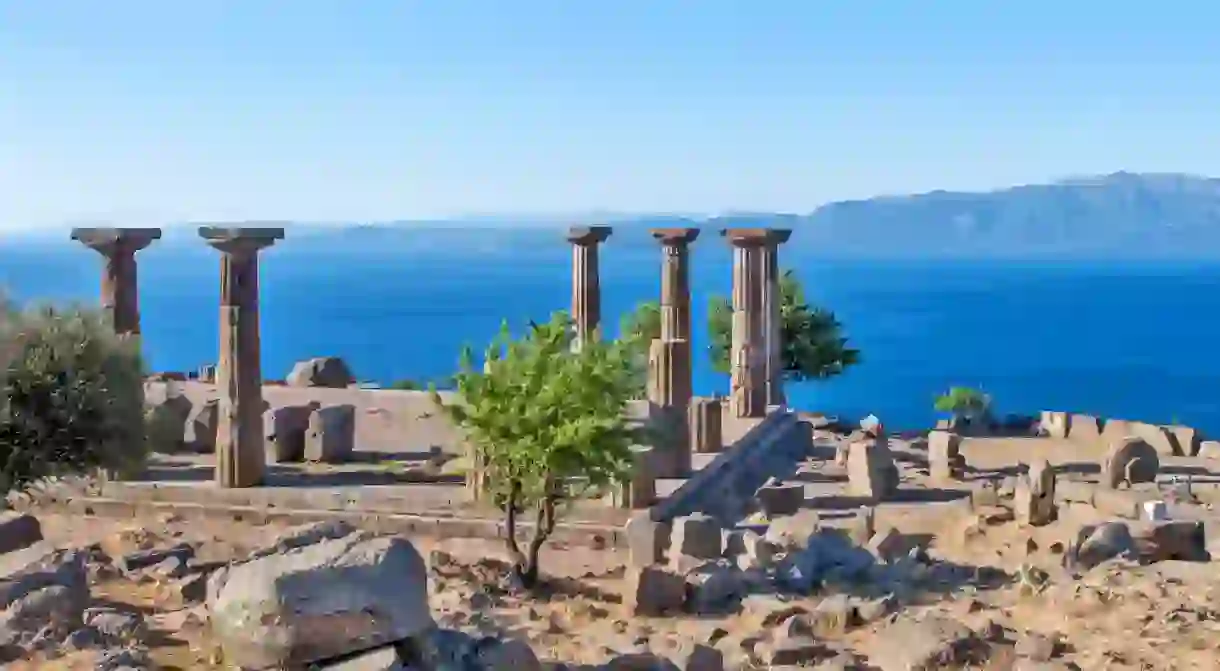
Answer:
[
  {"xmin": 934, "ymin": 386, "xmax": 992, "ymax": 425},
  {"xmin": 0, "ymin": 299, "xmax": 147, "ymax": 493}
]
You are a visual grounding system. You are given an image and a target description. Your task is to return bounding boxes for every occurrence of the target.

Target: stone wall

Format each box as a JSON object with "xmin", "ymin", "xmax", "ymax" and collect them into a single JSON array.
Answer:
[
  {"xmin": 1040, "ymin": 410, "xmax": 1203, "ymax": 457},
  {"xmin": 648, "ymin": 410, "xmax": 807, "ymax": 525}
]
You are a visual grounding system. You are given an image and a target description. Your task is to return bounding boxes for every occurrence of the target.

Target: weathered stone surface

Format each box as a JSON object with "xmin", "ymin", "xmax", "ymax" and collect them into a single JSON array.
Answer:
[
  {"xmin": 0, "ymin": 545, "xmax": 89, "ymax": 610},
  {"xmin": 622, "ymin": 565, "xmax": 685, "ymax": 616},
  {"xmin": 723, "ymin": 229, "xmax": 769, "ymax": 418},
  {"xmin": 203, "ymin": 227, "xmax": 282, "ymax": 489},
  {"xmin": 667, "ymin": 513, "xmax": 722, "ymax": 562},
  {"xmin": 846, "ymin": 437, "xmax": 899, "ymax": 501},
  {"xmin": 567, "ymin": 226, "xmax": 612, "ymax": 348},
  {"xmin": 868, "ymin": 615, "xmax": 985, "ymax": 670},
  {"xmin": 184, "ymin": 398, "xmax": 219, "ymax": 454},
  {"xmin": 1165, "ymin": 424, "xmax": 1202, "ymax": 457},
  {"xmin": 1101, "ymin": 436, "xmax": 1159, "ymax": 489},
  {"xmin": 764, "ymin": 509, "xmax": 821, "ymax": 551},
  {"xmin": 305, "ymin": 404, "xmax": 357, "ymax": 463},
  {"xmin": 1074, "ymin": 522, "xmax": 1135, "ymax": 569},
  {"xmin": 1129, "ymin": 422, "xmax": 1180, "ymax": 457},
  {"xmin": 756, "ymin": 478, "xmax": 804, "ymax": 517},
  {"xmin": 264, "ymin": 403, "xmax": 319, "ymax": 463},
  {"xmin": 1068, "ymin": 414, "xmax": 1101, "ymax": 444},
  {"xmin": 71, "ymin": 227, "xmax": 161, "ymax": 336},
  {"xmin": 689, "ymin": 397, "xmax": 723, "ymax": 454},
  {"xmin": 207, "ymin": 532, "xmax": 432, "ymax": 669},
  {"xmin": 1099, "ymin": 418, "xmax": 1132, "ymax": 446},
  {"xmin": 1130, "ymin": 520, "xmax": 1209, "ymax": 562},
  {"xmin": 315, "ymin": 643, "xmax": 406, "ymax": 670},
  {"xmin": 1199, "ymin": 440, "xmax": 1220, "ymax": 460},
  {"xmin": 1015, "ymin": 459, "xmax": 1057, "ymax": 526},
  {"xmin": 928, "ymin": 430, "xmax": 965, "ymax": 481},
  {"xmin": 625, "ymin": 515, "xmax": 668, "ymax": 568},
  {"xmin": 0, "ymin": 514, "xmax": 42, "ymax": 556},
  {"xmin": 1039, "ymin": 411, "xmax": 1069, "ymax": 439},
  {"xmin": 287, "ymin": 357, "xmax": 355, "ymax": 389},
  {"xmin": 116, "ymin": 543, "xmax": 194, "ymax": 575},
  {"xmin": 614, "ymin": 446, "xmax": 658, "ymax": 510}
]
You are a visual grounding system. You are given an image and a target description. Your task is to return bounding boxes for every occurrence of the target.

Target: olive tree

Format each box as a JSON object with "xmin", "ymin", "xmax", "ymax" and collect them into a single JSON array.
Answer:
[
  {"xmin": 0, "ymin": 299, "xmax": 147, "ymax": 493},
  {"xmin": 433, "ymin": 311, "xmax": 638, "ymax": 587},
  {"xmin": 934, "ymin": 386, "xmax": 992, "ymax": 426}
]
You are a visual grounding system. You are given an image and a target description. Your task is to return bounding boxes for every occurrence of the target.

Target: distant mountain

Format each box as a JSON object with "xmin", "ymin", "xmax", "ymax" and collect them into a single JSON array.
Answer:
[
  {"xmin": 794, "ymin": 172, "xmax": 1220, "ymax": 258},
  {"xmin": 9, "ymin": 172, "xmax": 1220, "ymax": 258}
]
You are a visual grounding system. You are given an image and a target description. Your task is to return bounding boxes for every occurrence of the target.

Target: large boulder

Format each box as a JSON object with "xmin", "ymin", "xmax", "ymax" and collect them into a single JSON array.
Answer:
[
  {"xmin": 1101, "ymin": 436, "xmax": 1159, "ymax": 489},
  {"xmin": 287, "ymin": 357, "xmax": 354, "ymax": 389},
  {"xmin": 207, "ymin": 532, "xmax": 432, "ymax": 668}
]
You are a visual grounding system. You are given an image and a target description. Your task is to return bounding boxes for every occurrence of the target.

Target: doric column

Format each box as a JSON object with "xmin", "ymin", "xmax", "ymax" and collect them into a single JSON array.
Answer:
[
  {"xmin": 566, "ymin": 226, "xmax": 612, "ymax": 348},
  {"xmin": 199, "ymin": 226, "xmax": 284, "ymax": 488},
  {"xmin": 722, "ymin": 229, "xmax": 768, "ymax": 418},
  {"xmin": 650, "ymin": 228, "xmax": 700, "ymax": 342},
  {"xmin": 689, "ymin": 396, "xmax": 724, "ymax": 453},
  {"xmin": 760, "ymin": 230, "xmax": 792, "ymax": 407},
  {"xmin": 70, "ymin": 228, "xmax": 162, "ymax": 336}
]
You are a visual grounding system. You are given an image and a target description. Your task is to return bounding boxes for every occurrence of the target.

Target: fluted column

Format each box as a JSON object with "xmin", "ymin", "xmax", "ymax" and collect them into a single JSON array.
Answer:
[
  {"xmin": 566, "ymin": 226, "xmax": 612, "ymax": 349},
  {"xmin": 71, "ymin": 228, "xmax": 162, "ymax": 336},
  {"xmin": 200, "ymin": 226, "xmax": 284, "ymax": 488},
  {"xmin": 722, "ymin": 229, "xmax": 768, "ymax": 418},
  {"xmin": 760, "ymin": 230, "xmax": 792, "ymax": 407},
  {"xmin": 651, "ymin": 228, "xmax": 700, "ymax": 342},
  {"xmin": 648, "ymin": 227, "xmax": 700, "ymax": 475}
]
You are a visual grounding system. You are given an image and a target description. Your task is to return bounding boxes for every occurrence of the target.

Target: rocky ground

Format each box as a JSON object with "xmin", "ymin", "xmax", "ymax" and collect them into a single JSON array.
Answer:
[{"xmin": 2, "ymin": 435, "xmax": 1219, "ymax": 670}]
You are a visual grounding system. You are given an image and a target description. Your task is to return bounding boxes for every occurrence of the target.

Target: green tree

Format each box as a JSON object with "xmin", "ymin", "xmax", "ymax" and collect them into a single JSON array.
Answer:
[
  {"xmin": 432, "ymin": 311, "xmax": 638, "ymax": 588},
  {"xmin": 934, "ymin": 386, "xmax": 992, "ymax": 425},
  {"xmin": 618, "ymin": 301, "xmax": 661, "ymax": 396},
  {"xmin": 708, "ymin": 269, "xmax": 859, "ymax": 380},
  {"xmin": 0, "ymin": 299, "xmax": 147, "ymax": 493}
]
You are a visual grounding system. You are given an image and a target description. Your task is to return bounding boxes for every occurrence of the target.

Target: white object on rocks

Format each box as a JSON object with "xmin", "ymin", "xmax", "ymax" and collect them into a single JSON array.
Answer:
[
  {"xmin": 1143, "ymin": 500, "xmax": 1169, "ymax": 522},
  {"xmin": 860, "ymin": 414, "xmax": 882, "ymax": 434}
]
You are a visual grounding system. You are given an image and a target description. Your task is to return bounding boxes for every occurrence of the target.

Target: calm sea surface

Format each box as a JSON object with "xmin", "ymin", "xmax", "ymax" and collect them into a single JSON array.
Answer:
[{"xmin": 4, "ymin": 234, "xmax": 1219, "ymax": 433}]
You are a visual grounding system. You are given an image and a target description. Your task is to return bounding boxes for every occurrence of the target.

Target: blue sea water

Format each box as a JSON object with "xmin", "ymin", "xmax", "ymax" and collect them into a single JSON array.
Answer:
[{"xmin": 4, "ymin": 233, "xmax": 1220, "ymax": 434}]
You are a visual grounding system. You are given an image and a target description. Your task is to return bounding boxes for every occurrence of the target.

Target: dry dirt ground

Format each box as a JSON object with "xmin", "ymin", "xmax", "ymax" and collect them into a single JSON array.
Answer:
[{"xmin": 9, "ymin": 435, "xmax": 1220, "ymax": 670}]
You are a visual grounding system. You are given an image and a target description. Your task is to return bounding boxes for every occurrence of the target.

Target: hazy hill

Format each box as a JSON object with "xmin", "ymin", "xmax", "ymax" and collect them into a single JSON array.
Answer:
[{"xmin": 9, "ymin": 172, "xmax": 1220, "ymax": 259}]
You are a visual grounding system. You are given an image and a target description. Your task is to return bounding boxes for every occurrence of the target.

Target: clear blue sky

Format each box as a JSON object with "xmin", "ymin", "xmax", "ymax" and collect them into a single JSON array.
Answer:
[{"xmin": 3, "ymin": 2, "xmax": 1218, "ymax": 228}]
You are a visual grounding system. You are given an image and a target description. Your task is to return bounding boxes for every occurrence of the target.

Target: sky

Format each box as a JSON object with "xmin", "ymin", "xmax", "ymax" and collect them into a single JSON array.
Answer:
[{"xmin": 3, "ymin": 2, "xmax": 1220, "ymax": 229}]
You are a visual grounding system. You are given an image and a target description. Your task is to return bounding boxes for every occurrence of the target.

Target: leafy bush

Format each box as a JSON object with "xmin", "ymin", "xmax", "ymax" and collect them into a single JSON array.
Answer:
[
  {"xmin": 934, "ymin": 386, "xmax": 992, "ymax": 423},
  {"xmin": 0, "ymin": 300, "xmax": 147, "ymax": 493},
  {"xmin": 433, "ymin": 311, "xmax": 638, "ymax": 587}
]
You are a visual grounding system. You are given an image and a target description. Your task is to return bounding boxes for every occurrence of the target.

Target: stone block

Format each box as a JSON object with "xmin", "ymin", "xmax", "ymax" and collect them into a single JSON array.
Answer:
[
  {"xmin": 185, "ymin": 399, "xmax": 219, "ymax": 454},
  {"xmin": 1090, "ymin": 488, "xmax": 1141, "ymax": 518},
  {"xmin": 1068, "ymin": 414, "xmax": 1101, "ymax": 444},
  {"xmin": 1099, "ymin": 418, "xmax": 1131, "ymax": 446},
  {"xmin": 1199, "ymin": 440, "xmax": 1220, "ymax": 460},
  {"xmin": 1165, "ymin": 425, "xmax": 1202, "ymax": 457},
  {"xmin": 625, "ymin": 514, "xmax": 669, "ymax": 568},
  {"xmin": 1039, "ymin": 411, "xmax": 1069, "ymax": 439},
  {"xmin": 1130, "ymin": 422, "xmax": 1179, "ymax": 457},
  {"xmin": 305, "ymin": 405, "xmax": 357, "ymax": 463},
  {"xmin": 756, "ymin": 478, "xmax": 804, "ymax": 517},
  {"xmin": 614, "ymin": 446, "xmax": 658, "ymax": 509},
  {"xmin": 0, "ymin": 513, "xmax": 43, "ymax": 555},
  {"xmin": 689, "ymin": 397, "xmax": 724, "ymax": 454},
  {"xmin": 287, "ymin": 357, "xmax": 354, "ymax": 389},
  {"xmin": 1014, "ymin": 459, "xmax": 1056, "ymax": 526},
  {"xmin": 928, "ymin": 430, "xmax": 965, "ymax": 481},
  {"xmin": 846, "ymin": 437, "xmax": 898, "ymax": 501},
  {"xmin": 668, "ymin": 513, "xmax": 722, "ymax": 561},
  {"xmin": 266, "ymin": 403, "xmax": 321, "ymax": 463},
  {"xmin": 1102, "ymin": 436, "xmax": 1159, "ymax": 489},
  {"xmin": 622, "ymin": 565, "xmax": 686, "ymax": 616}
]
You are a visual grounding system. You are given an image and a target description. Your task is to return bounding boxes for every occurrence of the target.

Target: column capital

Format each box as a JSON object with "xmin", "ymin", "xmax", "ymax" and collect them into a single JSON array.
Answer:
[
  {"xmin": 721, "ymin": 228, "xmax": 792, "ymax": 247},
  {"xmin": 199, "ymin": 225, "xmax": 285, "ymax": 255},
  {"xmin": 566, "ymin": 225, "xmax": 613, "ymax": 245},
  {"xmin": 71, "ymin": 227, "xmax": 162, "ymax": 254},
  {"xmin": 650, "ymin": 227, "xmax": 701, "ymax": 246}
]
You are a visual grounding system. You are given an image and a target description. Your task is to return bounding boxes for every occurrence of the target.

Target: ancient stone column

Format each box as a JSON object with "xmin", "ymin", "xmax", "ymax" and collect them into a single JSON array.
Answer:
[
  {"xmin": 650, "ymin": 228, "xmax": 700, "ymax": 342},
  {"xmin": 690, "ymin": 396, "xmax": 724, "ymax": 453},
  {"xmin": 200, "ymin": 226, "xmax": 284, "ymax": 488},
  {"xmin": 70, "ymin": 228, "xmax": 162, "ymax": 336},
  {"xmin": 647, "ymin": 338, "xmax": 692, "ymax": 476},
  {"xmin": 760, "ymin": 229, "xmax": 792, "ymax": 407},
  {"xmin": 722, "ymin": 229, "xmax": 768, "ymax": 418},
  {"xmin": 566, "ymin": 226, "xmax": 612, "ymax": 348}
]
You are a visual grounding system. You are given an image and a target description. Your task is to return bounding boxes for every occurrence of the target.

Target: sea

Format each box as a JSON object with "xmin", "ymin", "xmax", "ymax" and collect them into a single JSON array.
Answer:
[{"xmin": 3, "ymin": 230, "xmax": 1220, "ymax": 434}]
